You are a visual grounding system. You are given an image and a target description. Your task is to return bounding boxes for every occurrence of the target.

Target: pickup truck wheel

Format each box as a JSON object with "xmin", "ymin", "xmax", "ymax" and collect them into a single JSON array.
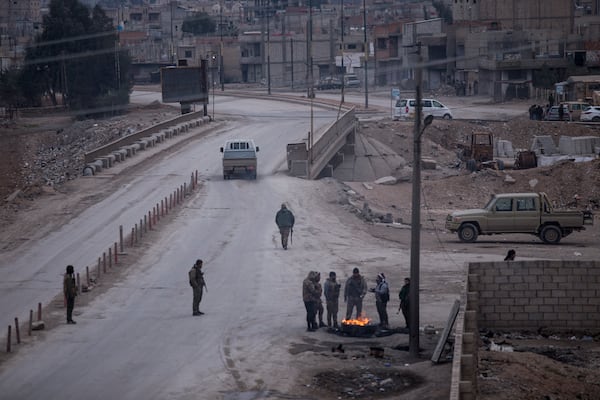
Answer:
[
  {"xmin": 458, "ymin": 223, "xmax": 478, "ymax": 243},
  {"xmin": 540, "ymin": 225, "xmax": 561, "ymax": 244}
]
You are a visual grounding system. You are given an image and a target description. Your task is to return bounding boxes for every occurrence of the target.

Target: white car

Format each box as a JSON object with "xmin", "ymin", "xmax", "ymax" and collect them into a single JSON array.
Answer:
[
  {"xmin": 580, "ymin": 106, "xmax": 600, "ymax": 122},
  {"xmin": 393, "ymin": 98, "xmax": 453, "ymax": 120}
]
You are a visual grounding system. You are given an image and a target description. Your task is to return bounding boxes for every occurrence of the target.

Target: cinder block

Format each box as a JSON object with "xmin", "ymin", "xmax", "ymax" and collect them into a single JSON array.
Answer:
[{"xmin": 514, "ymin": 313, "xmax": 528, "ymax": 320}]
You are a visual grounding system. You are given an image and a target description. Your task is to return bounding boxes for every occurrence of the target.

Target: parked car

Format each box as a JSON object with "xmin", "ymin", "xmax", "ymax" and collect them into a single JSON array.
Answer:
[
  {"xmin": 393, "ymin": 98, "xmax": 453, "ymax": 120},
  {"xmin": 316, "ymin": 76, "xmax": 342, "ymax": 90},
  {"xmin": 562, "ymin": 101, "xmax": 591, "ymax": 120},
  {"xmin": 544, "ymin": 104, "xmax": 571, "ymax": 121},
  {"xmin": 343, "ymin": 74, "xmax": 361, "ymax": 88},
  {"xmin": 580, "ymin": 106, "xmax": 600, "ymax": 122},
  {"xmin": 445, "ymin": 192, "xmax": 593, "ymax": 244}
]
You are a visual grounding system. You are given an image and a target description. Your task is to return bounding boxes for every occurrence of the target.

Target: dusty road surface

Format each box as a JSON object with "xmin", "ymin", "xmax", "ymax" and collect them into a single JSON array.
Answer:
[{"xmin": 1, "ymin": 90, "xmax": 599, "ymax": 399}]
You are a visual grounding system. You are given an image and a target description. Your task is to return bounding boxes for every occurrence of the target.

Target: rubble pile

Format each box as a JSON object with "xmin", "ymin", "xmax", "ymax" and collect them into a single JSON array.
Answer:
[{"xmin": 0, "ymin": 104, "xmax": 179, "ymax": 199}]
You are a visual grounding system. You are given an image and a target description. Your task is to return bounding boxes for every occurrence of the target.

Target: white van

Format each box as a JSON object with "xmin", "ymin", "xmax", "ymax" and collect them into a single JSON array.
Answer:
[
  {"xmin": 393, "ymin": 98, "xmax": 453, "ymax": 120},
  {"xmin": 220, "ymin": 139, "xmax": 259, "ymax": 179}
]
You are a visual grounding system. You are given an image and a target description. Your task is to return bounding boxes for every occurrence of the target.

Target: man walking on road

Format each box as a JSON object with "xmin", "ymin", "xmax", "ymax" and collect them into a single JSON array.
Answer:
[
  {"xmin": 63, "ymin": 265, "xmax": 77, "ymax": 324},
  {"xmin": 189, "ymin": 259, "xmax": 206, "ymax": 316},
  {"xmin": 275, "ymin": 203, "xmax": 295, "ymax": 250},
  {"xmin": 344, "ymin": 267, "xmax": 367, "ymax": 320}
]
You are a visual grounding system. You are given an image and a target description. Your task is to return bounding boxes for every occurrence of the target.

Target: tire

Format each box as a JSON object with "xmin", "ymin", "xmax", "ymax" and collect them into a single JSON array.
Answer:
[
  {"xmin": 593, "ymin": 116, "xmax": 600, "ymax": 122},
  {"xmin": 443, "ymin": 114, "xmax": 452, "ymax": 120},
  {"xmin": 540, "ymin": 225, "xmax": 561, "ymax": 244},
  {"xmin": 458, "ymin": 223, "xmax": 478, "ymax": 243},
  {"xmin": 466, "ymin": 159, "xmax": 477, "ymax": 172}
]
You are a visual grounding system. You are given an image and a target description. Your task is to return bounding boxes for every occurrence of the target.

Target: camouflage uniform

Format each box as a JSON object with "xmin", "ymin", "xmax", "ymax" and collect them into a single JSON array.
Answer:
[
  {"xmin": 324, "ymin": 272, "xmax": 341, "ymax": 328},
  {"xmin": 63, "ymin": 265, "xmax": 77, "ymax": 324},
  {"xmin": 189, "ymin": 260, "xmax": 206, "ymax": 316}
]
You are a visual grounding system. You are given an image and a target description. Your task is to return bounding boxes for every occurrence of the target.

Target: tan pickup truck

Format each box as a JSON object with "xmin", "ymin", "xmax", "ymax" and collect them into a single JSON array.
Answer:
[{"xmin": 445, "ymin": 192, "xmax": 593, "ymax": 244}]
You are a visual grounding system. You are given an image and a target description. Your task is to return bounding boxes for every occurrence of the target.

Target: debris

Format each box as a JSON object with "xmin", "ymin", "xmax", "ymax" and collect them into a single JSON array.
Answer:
[{"xmin": 374, "ymin": 176, "xmax": 397, "ymax": 185}]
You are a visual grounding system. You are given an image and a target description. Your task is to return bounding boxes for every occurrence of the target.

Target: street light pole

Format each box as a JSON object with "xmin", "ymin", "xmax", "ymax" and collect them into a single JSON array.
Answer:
[
  {"xmin": 362, "ymin": 0, "xmax": 368, "ymax": 108},
  {"xmin": 409, "ymin": 42, "xmax": 430, "ymax": 358},
  {"xmin": 266, "ymin": 0, "xmax": 271, "ymax": 95},
  {"xmin": 341, "ymin": 0, "xmax": 345, "ymax": 103}
]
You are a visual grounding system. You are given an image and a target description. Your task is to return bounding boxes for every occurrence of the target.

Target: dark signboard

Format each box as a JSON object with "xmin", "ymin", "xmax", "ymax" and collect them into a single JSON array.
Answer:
[{"xmin": 161, "ymin": 63, "xmax": 208, "ymax": 103}]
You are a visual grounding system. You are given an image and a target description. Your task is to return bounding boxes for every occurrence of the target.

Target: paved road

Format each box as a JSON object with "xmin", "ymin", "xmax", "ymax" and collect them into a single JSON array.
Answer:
[{"xmin": 0, "ymin": 91, "xmax": 520, "ymax": 399}]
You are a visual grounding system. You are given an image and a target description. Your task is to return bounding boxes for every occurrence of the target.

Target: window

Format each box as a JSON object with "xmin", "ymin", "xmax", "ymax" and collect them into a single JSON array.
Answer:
[
  {"xmin": 495, "ymin": 198, "xmax": 512, "ymax": 212},
  {"xmin": 422, "ymin": 100, "xmax": 432, "ymax": 107},
  {"xmin": 185, "ymin": 50, "xmax": 192, "ymax": 58},
  {"xmin": 516, "ymin": 198, "xmax": 536, "ymax": 211}
]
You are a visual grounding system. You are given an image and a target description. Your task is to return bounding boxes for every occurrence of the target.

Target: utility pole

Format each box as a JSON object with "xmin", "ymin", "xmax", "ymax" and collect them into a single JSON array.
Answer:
[
  {"xmin": 220, "ymin": 1, "xmax": 224, "ymax": 91},
  {"xmin": 362, "ymin": 0, "xmax": 368, "ymax": 108},
  {"xmin": 307, "ymin": 0, "xmax": 314, "ymax": 100},
  {"xmin": 409, "ymin": 40, "xmax": 424, "ymax": 358},
  {"xmin": 266, "ymin": 0, "xmax": 271, "ymax": 95},
  {"xmin": 170, "ymin": 1, "xmax": 174, "ymax": 63},
  {"xmin": 341, "ymin": 0, "xmax": 345, "ymax": 103}
]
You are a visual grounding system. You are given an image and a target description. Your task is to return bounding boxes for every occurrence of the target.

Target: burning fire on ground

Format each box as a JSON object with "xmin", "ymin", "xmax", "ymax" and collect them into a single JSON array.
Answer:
[{"xmin": 341, "ymin": 316, "xmax": 370, "ymax": 326}]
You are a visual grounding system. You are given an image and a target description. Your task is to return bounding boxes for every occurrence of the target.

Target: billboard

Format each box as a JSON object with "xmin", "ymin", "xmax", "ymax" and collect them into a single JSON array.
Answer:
[{"xmin": 161, "ymin": 64, "xmax": 208, "ymax": 103}]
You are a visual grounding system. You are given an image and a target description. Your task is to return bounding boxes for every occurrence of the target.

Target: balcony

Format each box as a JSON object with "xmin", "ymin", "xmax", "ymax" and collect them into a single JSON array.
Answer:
[{"xmin": 478, "ymin": 56, "xmax": 569, "ymax": 70}]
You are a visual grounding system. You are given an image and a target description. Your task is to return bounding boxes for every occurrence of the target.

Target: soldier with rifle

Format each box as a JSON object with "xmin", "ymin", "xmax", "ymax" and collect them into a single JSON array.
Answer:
[{"xmin": 189, "ymin": 259, "xmax": 207, "ymax": 316}]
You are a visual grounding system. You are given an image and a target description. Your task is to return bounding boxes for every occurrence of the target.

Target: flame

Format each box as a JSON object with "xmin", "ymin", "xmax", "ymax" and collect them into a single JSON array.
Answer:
[{"xmin": 342, "ymin": 316, "xmax": 370, "ymax": 326}]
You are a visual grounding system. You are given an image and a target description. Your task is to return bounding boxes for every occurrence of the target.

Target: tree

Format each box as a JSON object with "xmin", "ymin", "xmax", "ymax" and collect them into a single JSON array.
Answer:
[
  {"xmin": 21, "ymin": 0, "xmax": 132, "ymax": 115},
  {"xmin": 0, "ymin": 68, "xmax": 26, "ymax": 118},
  {"xmin": 182, "ymin": 12, "xmax": 216, "ymax": 35}
]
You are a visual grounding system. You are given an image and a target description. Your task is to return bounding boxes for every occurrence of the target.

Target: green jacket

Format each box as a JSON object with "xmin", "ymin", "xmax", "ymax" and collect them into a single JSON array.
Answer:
[
  {"xmin": 399, "ymin": 283, "xmax": 410, "ymax": 305},
  {"xmin": 63, "ymin": 273, "xmax": 77, "ymax": 299},
  {"xmin": 189, "ymin": 266, "xmax": 205, "ymax": 289},
  {"xmin": 276, "ymin": 208, "xmax": 295, "ymax": 228}
]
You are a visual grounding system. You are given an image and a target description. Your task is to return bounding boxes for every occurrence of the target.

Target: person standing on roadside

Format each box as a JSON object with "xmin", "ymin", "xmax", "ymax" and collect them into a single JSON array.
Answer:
[
  {"xmin": 398, "ymin": 277, "xmax": 410, "ymax": 329},
  {"xmin": 504, "ymin": 249, "xmax": 516, "ymax": 261},
  {"xmin": 315, "ymin": 272, "xmax": 326, "ymax": 328},
  {"xmin": 323, "ymin": 271, "xmax": 341, "ymax": 329},
  {"xmin": 189, "ymin": 259, "xmax": 207, "ymax": 316},
  {"xmin": 344, "ymin": 267, "xmax": 367, "ymax": 320},
  {"xmin": 302, "ymin": 271, "xmax": 319, "ymax": 331},
  {"xmin": 371, "ymin": 273, "xmax": 390, "ymax": 329},
  {"xmin": 64, "ymin": 265, "xmax": 78, "ymax": 324},
  {"xmin": 275, "ymin": 203, "xmax": 295, "ymax": 250}
]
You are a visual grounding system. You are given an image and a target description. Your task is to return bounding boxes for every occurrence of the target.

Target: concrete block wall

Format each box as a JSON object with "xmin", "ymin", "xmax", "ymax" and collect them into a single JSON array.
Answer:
[
  {"xmin": 494, "ymin": 139, "xmax": 514, "ymax": 158},
  {"xmin": 558, "ymin": 136, "xmax": 600, "ymax": 155},
  {"xmin": 468, "ymin": 260, "xmax": 600, "ymax": 331},
  {"xmin": 452, "ymin": 260, "xmax": 600, "ymax": 399},
  {"xmin": 530, "ymin": 136, "xmax": 558, "ymax": 155}
]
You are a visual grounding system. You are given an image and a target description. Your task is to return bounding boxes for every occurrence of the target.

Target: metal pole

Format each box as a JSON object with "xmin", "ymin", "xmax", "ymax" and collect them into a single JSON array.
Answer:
[
  {"xmin": 409, "ymin": 41, "xmax": 423, "ymax": 357},
  {"xmin": 341, "ymin": 0, "xmax": 345, "ymax": 103},
  {"xmin": 220, "ymin": 2, "xmax": 224, "ymax": 91},
  {"xmin": 290, "ymin": 38, "xmax": 294, "ymax": 89},
  {"xmin": 267, "ymin": 0, "xmax": 271, "ymax": 95},
  {"xmin": 307, "ymin": 0, "xmax": 314, "ymax": 99},
  {"xmin": 363, "ymin": 0, "xmax": 368, "ymax": 108}
]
